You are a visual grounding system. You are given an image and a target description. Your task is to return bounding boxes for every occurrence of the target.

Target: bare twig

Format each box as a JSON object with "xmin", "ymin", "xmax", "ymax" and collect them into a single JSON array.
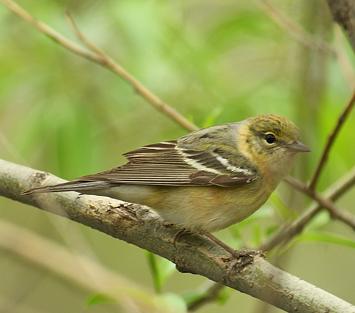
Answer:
[
  {"xmin": 285, "ymin": 176, "xmax": 355, "ymax": 230},
  {"xmin": 65, "ymin": 12, "xmax": 106, "ymax": 57},
  {"xmin": 0, "ymin": 0, "xmax": 198, "ymax": 132},
  {"xmin": 261, "ymin": 166, "xmax": 355, "ymax": 251},
  {"xmin": 0, "ymin": 0, "xmax": 99, "ymax": 61},
  {"xmin": 309, "ymin": 92, "xmax": 355, "ymax": 190},
  {"xmin": 1, "ymin": 159, "xmax": 355, "ymax": 313}
]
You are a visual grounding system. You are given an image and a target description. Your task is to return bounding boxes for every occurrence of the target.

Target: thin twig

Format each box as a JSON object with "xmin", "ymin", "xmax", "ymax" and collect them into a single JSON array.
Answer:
[
  {"xmin": 285, "ymin": 176, "xmax": 355, "ymax": 230},
  {"xmin": 65, "ymin": 12, "xmax": 106, "ymax": 57},
  {"xmin": 261, "ymin": 166, "xmax": 355, "ymax": 251},
  {"xmin": 0, "ymin": 0, "xmax": 198, "ymax": 132},
  {"xmin": 0, "ymin": 0, "xmax": 99, "ymax": 61},
  {"xmin": 309, "ymin": 92, "xmax": 355, "ymax": 190}
]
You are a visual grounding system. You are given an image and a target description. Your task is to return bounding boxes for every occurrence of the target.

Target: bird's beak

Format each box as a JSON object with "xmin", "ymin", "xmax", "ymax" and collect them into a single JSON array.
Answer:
[{"xmin": 287, "ymin": 141, "xmax": 311, "ymax": 153}]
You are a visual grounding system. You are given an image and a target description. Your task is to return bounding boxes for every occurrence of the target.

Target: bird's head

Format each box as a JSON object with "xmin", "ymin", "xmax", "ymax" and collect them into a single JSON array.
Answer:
[{"xmin": 238, "ymin": 114, "xmax": 310, "ymax": 182}]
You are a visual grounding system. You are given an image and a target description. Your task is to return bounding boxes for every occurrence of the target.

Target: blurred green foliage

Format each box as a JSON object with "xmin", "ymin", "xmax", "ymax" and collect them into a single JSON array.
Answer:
[
  {"xmin": 147, "ymin": 252, "xmax": 175, "ymax": 294},
  {"xmin": 0, "ymin": 0, "xmax": 354, "ymax": 312}
]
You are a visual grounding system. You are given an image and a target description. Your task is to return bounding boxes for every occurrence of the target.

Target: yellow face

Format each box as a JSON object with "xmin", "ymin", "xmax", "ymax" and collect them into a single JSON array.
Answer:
[
  {"xmin": 238, "ymin": 114, "xmax": 310, "ymax": 181},
  {"xmin": 249, "ymin": 114, "xmax": 308, "ymax": 150}
]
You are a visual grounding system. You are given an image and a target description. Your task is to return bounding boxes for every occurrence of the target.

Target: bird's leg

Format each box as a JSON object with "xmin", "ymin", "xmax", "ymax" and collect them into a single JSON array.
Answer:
[
  {"xmin": 203, "ymin": 232, "xmax": 238, "ymax": 256},
  {"xmin": 203, "ymin": 232, "xmax": 263, "ymax": 258}
]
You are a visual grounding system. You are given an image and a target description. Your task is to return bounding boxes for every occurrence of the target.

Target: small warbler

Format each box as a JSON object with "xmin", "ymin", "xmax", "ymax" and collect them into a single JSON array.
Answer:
[{"xmin": 25, "ymin": 114, "xmax": 309, "ymax": 235}]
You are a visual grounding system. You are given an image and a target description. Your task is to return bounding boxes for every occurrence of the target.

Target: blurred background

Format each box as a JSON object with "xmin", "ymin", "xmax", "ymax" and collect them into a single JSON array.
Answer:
[{"xmin": 0, "ymin": 0, "xmax": 354, "ymax": 312}]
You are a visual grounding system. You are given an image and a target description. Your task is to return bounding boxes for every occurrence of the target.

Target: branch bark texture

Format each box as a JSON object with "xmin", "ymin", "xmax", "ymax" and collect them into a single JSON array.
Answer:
[{"xmin": 0, "ymin": 159, "xmax": 354, "ymax": 313}]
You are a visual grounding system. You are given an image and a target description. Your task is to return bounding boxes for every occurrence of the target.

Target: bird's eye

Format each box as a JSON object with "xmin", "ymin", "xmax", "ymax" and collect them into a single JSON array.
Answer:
[{"xmin": 264, "ymin": 133, "xmax": 276, "ymax": 144}]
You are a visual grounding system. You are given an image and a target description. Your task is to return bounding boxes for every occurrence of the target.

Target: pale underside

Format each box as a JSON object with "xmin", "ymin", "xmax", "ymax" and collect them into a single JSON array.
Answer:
[{"xmin": 101, "ymin": 182, "xmax": 270, "ymax": 232}]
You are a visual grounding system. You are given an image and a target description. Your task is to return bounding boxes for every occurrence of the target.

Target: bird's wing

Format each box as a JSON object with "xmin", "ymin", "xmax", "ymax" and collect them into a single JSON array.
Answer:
[{"xmin": 80, "ymin": 138, "xmax": 258, "ymax": 187}]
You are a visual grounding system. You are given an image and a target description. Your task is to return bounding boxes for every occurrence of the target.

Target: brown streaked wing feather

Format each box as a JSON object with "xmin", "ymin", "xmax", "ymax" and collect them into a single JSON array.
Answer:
[{"xmin": 79, "ymin": 141, "xmax": 257, "ymax": 187}]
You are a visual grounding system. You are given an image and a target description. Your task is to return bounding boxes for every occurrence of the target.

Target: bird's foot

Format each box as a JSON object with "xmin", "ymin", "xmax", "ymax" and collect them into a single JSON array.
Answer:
[
  {"xmin": 222, "ymin": 248, "xmax": 264, "ymax": 283},
  {"xmin": 202, "ymin": 232, "xmax": 264, "ymax": 281}
]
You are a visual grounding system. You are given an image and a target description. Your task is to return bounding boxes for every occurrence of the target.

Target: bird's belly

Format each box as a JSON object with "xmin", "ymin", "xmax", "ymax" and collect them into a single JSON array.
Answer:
[
  {"xmin": 107, "ymin": 183, "xmax": 270, "ymax": 232},
  {"xmin": 160, "ymin": 186, "xmax": 269, "ymax": 231}
]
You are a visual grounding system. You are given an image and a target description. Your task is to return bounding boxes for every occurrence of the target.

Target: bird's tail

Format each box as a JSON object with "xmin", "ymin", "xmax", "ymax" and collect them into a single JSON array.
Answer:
[{"xmin": 22, "ymin": 180, "xmax": 111, "ymax": 195}]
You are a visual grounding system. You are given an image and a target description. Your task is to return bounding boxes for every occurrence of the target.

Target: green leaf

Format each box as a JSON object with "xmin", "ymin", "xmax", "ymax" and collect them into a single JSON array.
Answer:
[
  {"xmin": 146, "ymin": 252, "xmax": 176, "ymax": 293},
  {"xmin": 297, "ymin": 231, "xmax": 355, "ymax": 249},
  {"xmin": 86, "ymin": 293, "xmax": 114, "ymax": 307}
]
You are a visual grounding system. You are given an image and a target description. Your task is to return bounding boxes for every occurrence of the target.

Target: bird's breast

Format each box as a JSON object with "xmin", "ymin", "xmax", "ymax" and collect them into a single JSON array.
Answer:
[{"xmin": 150, "ymin": 180, "xmax": 270, "ymax": 232}]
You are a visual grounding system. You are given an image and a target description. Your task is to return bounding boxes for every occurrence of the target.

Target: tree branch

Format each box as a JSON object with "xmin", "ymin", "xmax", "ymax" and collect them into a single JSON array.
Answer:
[
  {"xmin": 309, "ymin": 92, "xmax": 355, "ymax": 190},
  {"xmin": 0, "ymin": 159, "xmax": 354, "ymax": 312},
  {"xmin": 0, "ymin": 0, "xmax": 198, "ymax": 132}
]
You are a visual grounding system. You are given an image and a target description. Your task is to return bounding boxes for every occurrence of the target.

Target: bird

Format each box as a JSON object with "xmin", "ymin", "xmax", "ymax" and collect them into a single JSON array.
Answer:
[{"xmin": 24, "ymin": 114, "xmax": 309, "ymax": 252}]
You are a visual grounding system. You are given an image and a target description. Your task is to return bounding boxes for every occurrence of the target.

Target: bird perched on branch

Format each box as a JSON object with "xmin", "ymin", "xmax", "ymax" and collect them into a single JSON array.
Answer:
[{"xmin": 24, "ymin": 114, "xmax": 309, "ymax": 251}]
